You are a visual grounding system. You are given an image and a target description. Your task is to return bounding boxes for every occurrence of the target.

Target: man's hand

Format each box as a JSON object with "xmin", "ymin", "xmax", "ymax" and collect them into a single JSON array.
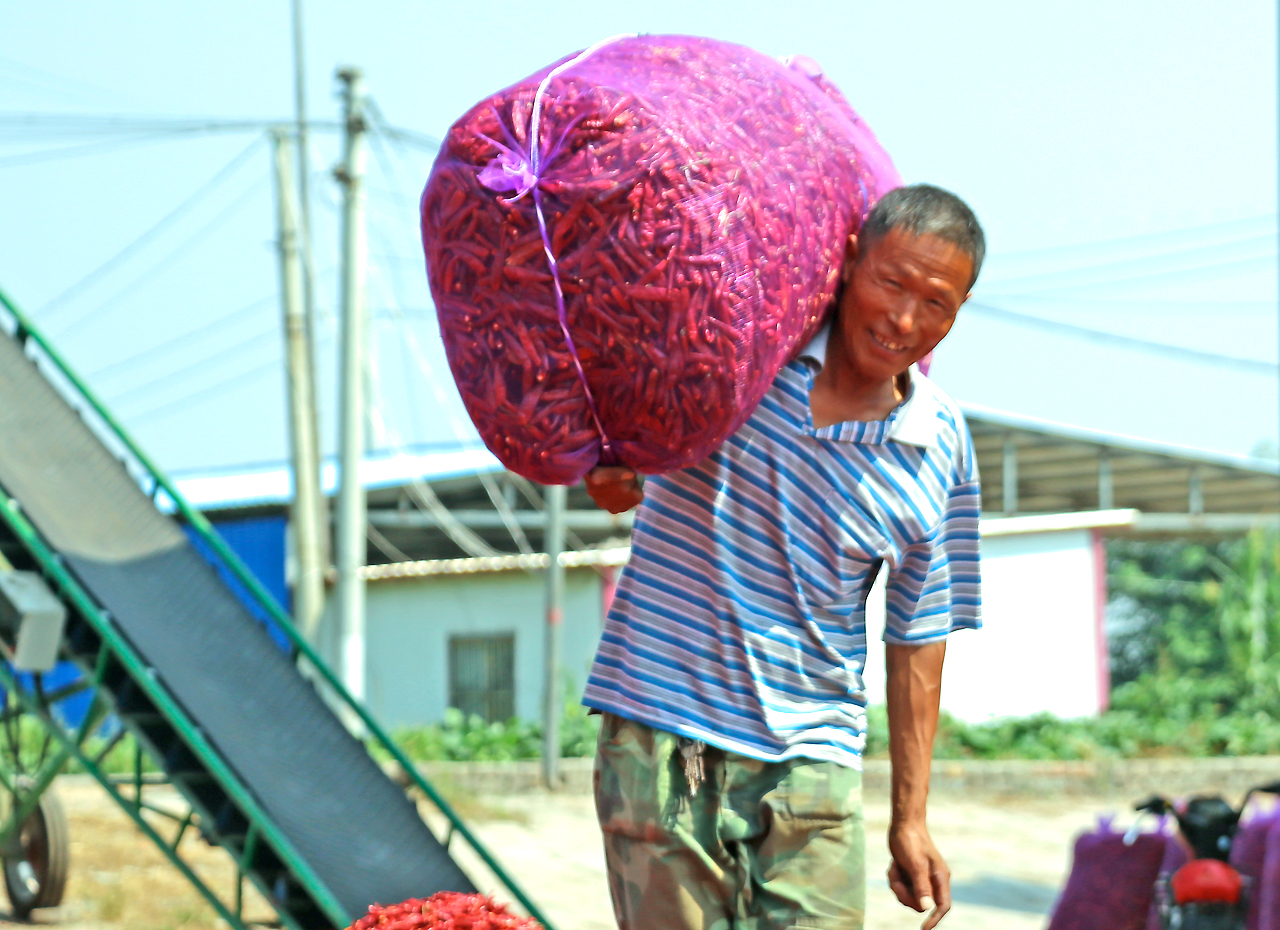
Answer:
[
  {"xmin": 888, "ymin": 818, "xmax": 951, "ymax": 930},
  {"xmin": 584, "ymin": 466, "xmax": 644, "ymax": 514}
]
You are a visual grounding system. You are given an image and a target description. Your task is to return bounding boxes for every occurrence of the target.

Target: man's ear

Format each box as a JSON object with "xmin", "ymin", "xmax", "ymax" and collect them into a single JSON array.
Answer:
[{"xmin": 841, "ymin": 233, "xmax": 859, "ymax": 286}]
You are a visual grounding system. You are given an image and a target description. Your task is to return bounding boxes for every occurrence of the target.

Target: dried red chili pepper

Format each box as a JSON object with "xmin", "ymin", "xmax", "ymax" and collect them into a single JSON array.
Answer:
[
  {"xmin": 420, "ymin": 34, "xmax": 901, "ymax": 485},
  {"xmin": 346, "ymin": 892, "xmax": 542, "ymax": 930}
]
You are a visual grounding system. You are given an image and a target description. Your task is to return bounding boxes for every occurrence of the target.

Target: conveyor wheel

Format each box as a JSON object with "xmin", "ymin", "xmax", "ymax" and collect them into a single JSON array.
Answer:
[{"xmin": 3, "ymin": 780, "xmax": 69, "ymax": 919}]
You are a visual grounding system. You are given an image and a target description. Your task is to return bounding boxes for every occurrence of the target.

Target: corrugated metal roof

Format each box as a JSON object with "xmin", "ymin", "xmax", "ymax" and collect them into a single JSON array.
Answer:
[
  {"xmin": 964, "ymin": 403, "xmax": 1279, "ymax": 515},
  {"xmin": 175, "ymin": 404, "xmax": 1279, "ymax": 519}
]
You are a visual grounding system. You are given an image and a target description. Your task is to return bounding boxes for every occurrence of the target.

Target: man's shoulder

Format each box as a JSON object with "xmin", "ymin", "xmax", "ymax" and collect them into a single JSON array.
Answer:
[
  {"xmin": 913, "ymin": 372, "xmax": 970, "ymax": 437},
  {"xmin": 907, "ymin": 371, "xmax": 977, "ymax": 481}
]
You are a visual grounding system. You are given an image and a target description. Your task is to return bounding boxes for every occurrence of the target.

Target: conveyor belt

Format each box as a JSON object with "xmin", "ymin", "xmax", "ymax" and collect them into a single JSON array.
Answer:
[{"xmin": 0, "ymin": 327, "xmax": 474, "ymax": 925}]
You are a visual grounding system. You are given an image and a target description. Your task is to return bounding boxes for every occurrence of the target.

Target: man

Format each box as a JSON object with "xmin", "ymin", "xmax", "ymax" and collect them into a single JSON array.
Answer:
[{"xmin": 581, "ymin": 184, "xmax": 984, "ymax": 930}]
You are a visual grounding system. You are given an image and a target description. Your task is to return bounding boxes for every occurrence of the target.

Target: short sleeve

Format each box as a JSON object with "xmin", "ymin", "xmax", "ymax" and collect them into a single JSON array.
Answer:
[{"xmin": 883, "ymin": 472, "xmax": 983, "ymax": 645}]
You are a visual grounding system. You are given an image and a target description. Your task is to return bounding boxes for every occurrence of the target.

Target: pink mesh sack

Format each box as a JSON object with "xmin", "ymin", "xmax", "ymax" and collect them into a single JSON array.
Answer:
[{"xmin": 420, "ymin": 34, "xmax": 901, "ymax": 484}]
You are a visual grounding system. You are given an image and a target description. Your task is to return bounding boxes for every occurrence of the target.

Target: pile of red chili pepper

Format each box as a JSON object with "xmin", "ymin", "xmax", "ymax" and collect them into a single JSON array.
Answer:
[
  {"xmin": 346, "ymin": 892, "xmax": 541, "ymax": 930},
  {"xmin": 421, "ymin": 34, "xmax": 900, "ymax": 484}
]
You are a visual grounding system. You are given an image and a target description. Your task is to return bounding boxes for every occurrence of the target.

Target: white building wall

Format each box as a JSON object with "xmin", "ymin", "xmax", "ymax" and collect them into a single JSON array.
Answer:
[
  {"xmin": 862, "ymin": 527, "xmax": 1107, "ymax": 722},
  {"xmin": 353, "ymin": 524, "xmax": 1109, "ymax": 728},
  {"xmin": 360, "ymin": 569, "xmax": 606, "ymax": 728}
]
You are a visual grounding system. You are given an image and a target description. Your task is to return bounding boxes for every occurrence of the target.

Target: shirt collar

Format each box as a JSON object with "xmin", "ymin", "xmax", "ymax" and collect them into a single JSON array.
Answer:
[{"xmin": 798, "ymin": 323, "xmax": 941, "ymax": 448}]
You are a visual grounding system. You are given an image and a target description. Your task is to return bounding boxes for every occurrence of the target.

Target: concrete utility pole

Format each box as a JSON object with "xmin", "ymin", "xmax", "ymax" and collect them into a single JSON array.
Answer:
[
  {"xmin": 289, "ymin": 0, "xmax": 329, "ymax": 575},
  {"xmin": 335, "ymin": 68, "xmax": 368, "ymax": 701},
  {"xmin": 270, "ymin": 130, "xmax": 327, "ymax": 645},
  {"xmin": 542, "ymin": 484, "xmax": 567, "ymax": 789},
  {"xmin": 290, "ymin": 0, "xmax": 316, "ymax": 329}
]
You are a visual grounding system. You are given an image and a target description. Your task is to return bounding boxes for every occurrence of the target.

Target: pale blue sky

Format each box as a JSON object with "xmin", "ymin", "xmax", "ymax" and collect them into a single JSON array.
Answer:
[{"xmin": 1, "ymin": 1, "xmax": 1276, "ymax": 473}]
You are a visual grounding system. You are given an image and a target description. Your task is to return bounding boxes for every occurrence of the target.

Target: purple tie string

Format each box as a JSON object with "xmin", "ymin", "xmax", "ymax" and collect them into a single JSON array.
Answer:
[{"xmin": 477, "ymin": 35, "xmax": 634, "ymax": 468}]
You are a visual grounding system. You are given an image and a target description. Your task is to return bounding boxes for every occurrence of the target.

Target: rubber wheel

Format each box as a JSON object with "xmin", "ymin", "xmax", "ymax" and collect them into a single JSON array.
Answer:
[{"xmin": 3, "ymin": 786, "xmax": 69, "ymax": 920}]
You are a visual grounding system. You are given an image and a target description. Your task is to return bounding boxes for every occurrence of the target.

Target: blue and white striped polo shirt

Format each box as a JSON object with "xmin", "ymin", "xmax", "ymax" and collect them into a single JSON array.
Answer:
[{"xmin": 583, "ymin": 326, "xmax": 982, "ymax": 769}]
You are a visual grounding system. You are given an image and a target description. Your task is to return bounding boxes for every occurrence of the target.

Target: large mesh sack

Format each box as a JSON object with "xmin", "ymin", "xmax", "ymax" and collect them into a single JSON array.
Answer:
[
  {"xmin": 1047, "ymin": 819, "xmax": 1170, "ymax": 930},
  {"xmin": 1231, "ymin": 804, "xmax": 1280, "ymax": 930},
  {"xmin": 420, "ymin": 34, "xmax": 901, "ymax": 484}
]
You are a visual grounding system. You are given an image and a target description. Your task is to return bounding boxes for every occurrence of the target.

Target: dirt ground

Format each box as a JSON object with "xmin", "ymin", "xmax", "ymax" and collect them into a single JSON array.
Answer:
[{"xmin": 0, "ymin": 775, "xmax": 1138, "ymax": 930}]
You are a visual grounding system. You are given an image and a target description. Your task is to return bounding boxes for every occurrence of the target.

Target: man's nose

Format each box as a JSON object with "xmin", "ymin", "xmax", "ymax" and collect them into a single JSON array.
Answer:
[{"xmin": 888, "ymin": 299, "xmax": 918, "ymax": 334}]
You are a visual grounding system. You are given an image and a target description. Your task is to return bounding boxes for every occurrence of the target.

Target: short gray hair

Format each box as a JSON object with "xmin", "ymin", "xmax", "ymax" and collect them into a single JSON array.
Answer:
[{"xmin": 860, "ymin": 184, "xmax": 985, "ymax": 288}]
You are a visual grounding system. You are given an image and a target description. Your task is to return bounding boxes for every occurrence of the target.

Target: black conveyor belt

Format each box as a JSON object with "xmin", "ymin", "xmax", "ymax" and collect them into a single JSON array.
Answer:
[{"xmin": 0, "ymin": 333, "xmax": 473, "ymax": 918}]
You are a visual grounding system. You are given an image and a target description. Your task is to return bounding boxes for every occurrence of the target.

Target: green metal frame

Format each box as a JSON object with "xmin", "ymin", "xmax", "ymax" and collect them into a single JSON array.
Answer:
[
  {"xmin": 0, "ymin": 286, "xmax": 555, "ymax": 929},
  {"xmin": 0, "ymin": 651, "xmax": 261, "ymax": 928}
]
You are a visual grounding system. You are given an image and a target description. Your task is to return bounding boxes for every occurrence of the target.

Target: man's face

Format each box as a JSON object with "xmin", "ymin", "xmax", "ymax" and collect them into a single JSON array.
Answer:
[{"xmin": 836, "ymin": 227, "xmax": 973, "ymax": 382}]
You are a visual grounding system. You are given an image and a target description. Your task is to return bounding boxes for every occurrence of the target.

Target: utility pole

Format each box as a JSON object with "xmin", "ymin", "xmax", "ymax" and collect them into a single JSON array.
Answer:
[
  {"xmin": 541, "ymin": 483, "xmax": 567, "ymax": 789},
  {"xmin": 289, "ymin": 0, "xmax": 329, "ymax": 574},
  {"xmin": 335, "ymin": 68, "xmax": 368, "ymax": 702},
  {"xmin": 270, "ymin": 130, "xmax": 327, "ymax": 645}
]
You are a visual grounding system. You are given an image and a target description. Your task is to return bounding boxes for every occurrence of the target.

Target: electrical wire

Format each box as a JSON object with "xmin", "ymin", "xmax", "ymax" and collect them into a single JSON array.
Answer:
[
  {"xmin": 104, "ymin": 323, "xmax": 280, "ymax": 408},
  {"xmin": 0, "ymin": 130, "xmax": 187, "ymax": 168},
  {"xmin": 988, "ymin": 214, "xmax": 1276, "ymax": 260},
  {"xmin": 38, "ymin": 135, "xmax": 267, "ymax": 319},
  {"xmin": 0, "ymin": 111, "xmax": 421, "ymax": 142},
  {"xmin": 0, "ymin": 113, "xmax": 336, "ymax": 139},
  {"xmin": 980, "ymin": 243, "xmax": 1277, "ymax": 295},
  {"xmin": 365, "ymin": 98, "xmax": 441, "ymax": 151},
  {"xmin": 364, "ymin": 248, "xmax": 515, "ymax": 558},
  {"xmin": 0, "ymin": 55, "xmax": 135, "ymax": 108},
  {"xmin": 52, "ymin": 173, "xmax": 270, "ymax": 337},
  {"xmin": 366, "ymin": 523, "xmax": 411, "ymax": 561},
  {"xmin": 366, "ymin": 134, "xmax": 535, "ymax": 555},
  {"xmin": 126, "ymin": 355, "xmax": 282, "ymax": 425},
  {"xmin": 85, "ymin": 292, "xmax": 278, "ymax": 383},
  {"xmin": 966, "ymin": 302, "xmax": 1279, "ymax": 373}
]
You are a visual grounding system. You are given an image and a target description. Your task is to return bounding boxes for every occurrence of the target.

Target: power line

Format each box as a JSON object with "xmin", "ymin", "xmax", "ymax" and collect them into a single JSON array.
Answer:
[
  {"xmin": 0, "ymin": 111, "xmax": 427, "ymax": 143},
  {"xmin": 51, "ymin": 173, "xmax": 270, "ymax": 337},
  {"xmin": 0, "ymin": 55, "xmax": 136, "ymax": 108},
  {"xmin": 0, "ymin": 113, "xmax": 338, "ymax": 139},
  {"xmin": 38, "ymin": 135, "xmax": 266, "ymax": 319},
  {"xmin": 366, "ymin": 98, "xmax": 441, "ymax": 151},
  {"xmin": 105, "ymin": 323, "xmax": 280, "ymax": 408},
  {"xmin": 124, "ymin": 329, "xmax": 336, "ymax": 426},
  {"xmin": 983, "ymin": 294, "xmax": 1278, "ymax": 310},
  {"xmin": 982, "ymin": 238, "xmax": 1277, "ymax": 294},
  {"xmin": 0, "ymin": 130, "xmax": 191, "ymax": 169},
  {"xmin": 85, "ymin": 292, "xmax": 276, "ymax": 383},
  {"xmin": 966, "ymin": 302, "xmax": 1279, "ymax": 373},
  {"xmin": 85, "ymin": 264, "xmax": 339, "ymax": 382},
  {"xmin": 990, "ymin": 214, "xmax": 1276, "ymax": 260},
  {"xmin": 126, "ymin": 356, "xmax": 283, "ymax": 425}
]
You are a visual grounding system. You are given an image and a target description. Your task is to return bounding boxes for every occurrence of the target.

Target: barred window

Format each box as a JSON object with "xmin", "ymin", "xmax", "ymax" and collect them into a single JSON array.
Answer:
[{"xmin": 448, "ymin": 634, "xmax": 515, "ymax": 723}]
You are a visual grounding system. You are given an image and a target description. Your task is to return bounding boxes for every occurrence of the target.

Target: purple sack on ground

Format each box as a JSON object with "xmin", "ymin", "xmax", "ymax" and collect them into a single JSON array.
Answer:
[
  {"xmin": 421, "ymin": 34, "xmax": 901, "ymax": 484},
  {"xmin": 1232, "ymin": 804, "xmax": 1280, "ymax": 930},
  {"xmin": 1261, "ymin": 816, "xmax": 1280, "ymax": 930},
  {"xmin": 1049, "ymin": 818, "xmax": 1170, "ymax": 930}
]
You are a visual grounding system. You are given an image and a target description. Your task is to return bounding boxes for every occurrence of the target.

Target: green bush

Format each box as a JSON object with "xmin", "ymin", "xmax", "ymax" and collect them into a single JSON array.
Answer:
[
  {"xmin": 384, "ymin": 701, "xmax": 601, "ymax": 763},
  {"xmin": 863, "ymin": 705, "xmax": 1280, "ymax": 762}
]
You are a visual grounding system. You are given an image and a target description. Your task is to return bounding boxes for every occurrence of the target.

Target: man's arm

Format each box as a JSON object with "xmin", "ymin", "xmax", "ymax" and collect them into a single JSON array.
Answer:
[{"xmin": 885, "ymin": 640, "xmax": 950, "ymax": 930}]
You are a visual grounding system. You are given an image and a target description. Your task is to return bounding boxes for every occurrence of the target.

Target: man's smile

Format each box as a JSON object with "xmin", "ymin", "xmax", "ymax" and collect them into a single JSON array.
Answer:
[{"xmin": 870, "ymin": 330, "xmax": 911, "ymax": 354}]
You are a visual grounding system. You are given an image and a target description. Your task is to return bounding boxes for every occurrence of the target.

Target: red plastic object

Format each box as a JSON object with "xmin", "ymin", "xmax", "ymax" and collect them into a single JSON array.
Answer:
[
  {"xmin": 1170, "ymin": 859, "xmax": 1244, "ymax": 905},
  {"xmin": 421, "ymin": 34, "xmax": 900, "ymax": 484}
]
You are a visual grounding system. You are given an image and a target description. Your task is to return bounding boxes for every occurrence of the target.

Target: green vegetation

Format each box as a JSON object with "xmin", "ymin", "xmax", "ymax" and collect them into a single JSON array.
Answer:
[
  {"xmin": 0, "ymin": 715, "xmax": 159, "ymax": 776},
  {"xmin": 384, "ymin": 702, "xmax": 601, "ymax": 763}
]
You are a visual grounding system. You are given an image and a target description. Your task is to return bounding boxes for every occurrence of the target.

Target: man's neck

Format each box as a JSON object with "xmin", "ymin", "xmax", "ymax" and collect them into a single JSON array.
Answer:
[{"xmin": 809, "ymin": 328, "xmax": 907, "ymax": 429}]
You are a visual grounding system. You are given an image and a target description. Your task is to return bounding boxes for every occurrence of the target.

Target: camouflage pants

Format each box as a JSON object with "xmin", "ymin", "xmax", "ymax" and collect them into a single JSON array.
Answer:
[{"xmin": 594, "ymin": 712, "xmax": 865, "ymax": 930}]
